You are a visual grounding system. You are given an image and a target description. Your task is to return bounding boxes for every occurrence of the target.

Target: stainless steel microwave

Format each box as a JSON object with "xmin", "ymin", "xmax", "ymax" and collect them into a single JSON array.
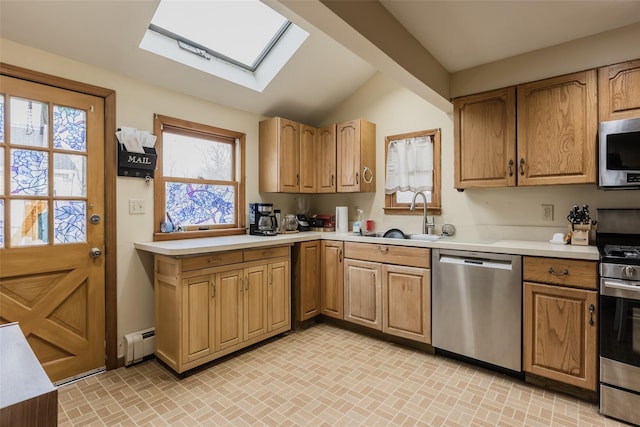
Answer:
[{"xmin": 599, "ymin": 117, "xmax": 640, "ymax": 190}]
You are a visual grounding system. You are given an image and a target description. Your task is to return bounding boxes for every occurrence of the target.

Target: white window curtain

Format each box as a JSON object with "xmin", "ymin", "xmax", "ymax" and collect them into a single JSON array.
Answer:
[{"xmin": 385, "ymin": 135, "xmax": 433, "ymax": 194}]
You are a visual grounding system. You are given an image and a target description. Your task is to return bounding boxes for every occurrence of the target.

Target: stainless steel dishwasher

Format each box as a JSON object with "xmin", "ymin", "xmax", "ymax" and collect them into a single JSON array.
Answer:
[{"xmin": 432, "ymin": 249, "xmax": 522, "ymax": 372}]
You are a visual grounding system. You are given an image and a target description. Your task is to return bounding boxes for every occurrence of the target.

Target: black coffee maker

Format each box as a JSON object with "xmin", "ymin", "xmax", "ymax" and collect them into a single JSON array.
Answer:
[{"xmin": 249, "ymin": 203, "xmax": 277, "ymax": 236}]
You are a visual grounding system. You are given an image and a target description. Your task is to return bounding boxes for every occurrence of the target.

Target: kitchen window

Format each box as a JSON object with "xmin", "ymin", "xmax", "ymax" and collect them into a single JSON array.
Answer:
[
  {"xmin": 153, "ymin": 114, "xmax": 245, "ymax": 241},
  {"xmin": 383, "ymin": 128, "xmax": 441, "ymax": 215}
]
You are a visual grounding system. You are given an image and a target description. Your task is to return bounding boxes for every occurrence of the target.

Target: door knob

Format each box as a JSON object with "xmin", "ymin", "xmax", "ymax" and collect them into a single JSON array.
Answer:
[{"xmin": 89, "ymin": 247, "xmax": 102, "ymax": 259}]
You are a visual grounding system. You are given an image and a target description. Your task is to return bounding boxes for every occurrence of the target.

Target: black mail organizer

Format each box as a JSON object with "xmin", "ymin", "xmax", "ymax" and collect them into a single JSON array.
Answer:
[{"xmin": 117, "ymin": 143, "xmax": 157, "ymax": 179}]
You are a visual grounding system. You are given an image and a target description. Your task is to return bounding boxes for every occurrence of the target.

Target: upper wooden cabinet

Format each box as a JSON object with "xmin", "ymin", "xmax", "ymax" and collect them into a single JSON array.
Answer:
[
  {"xmin": 337, "ymin": 119, "xmax": 376, "ymax": 193},
  {"xmin": 517, "ymin": 70, "xmax": 597, "ymax": 186},
  {"xmin": 299, "ymin": 124, "xmax": 317, "ymax": 193},
  {"xmin": 454, "ymin": 87, "xmax": 516, "ymax": 188},
  {"xmin": 316, "ymin": 124, "xmax": 337, "ymax": 193},
  {"xmin": 599, "ymin": 59, "xmax": 640, "ymax": 121},
  {"xmin": 259, "ymin": 117, "xmax": 300, "ymax": 192},
  {"xmin": 454, "ymin": 70, "xmax": 598, "ymax": 188}
]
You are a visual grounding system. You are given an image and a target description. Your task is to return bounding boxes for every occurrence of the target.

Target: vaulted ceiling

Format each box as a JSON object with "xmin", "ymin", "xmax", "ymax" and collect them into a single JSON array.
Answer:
[{"xmin": 1, "ymin": 0, "xmax": 639, "ymax": 125}]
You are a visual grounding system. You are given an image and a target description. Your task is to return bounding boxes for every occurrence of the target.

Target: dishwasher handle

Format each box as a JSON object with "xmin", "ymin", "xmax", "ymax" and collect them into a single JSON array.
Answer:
[{"xmin": 439, "ymin": 255, "xmax": 514, "ymax": 271}]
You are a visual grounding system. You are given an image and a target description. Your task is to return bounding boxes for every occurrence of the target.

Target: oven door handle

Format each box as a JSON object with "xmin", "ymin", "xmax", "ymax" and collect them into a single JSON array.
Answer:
[{"xmin": 602, "ymin": 278, "xmax": 640, "ymax": 301}]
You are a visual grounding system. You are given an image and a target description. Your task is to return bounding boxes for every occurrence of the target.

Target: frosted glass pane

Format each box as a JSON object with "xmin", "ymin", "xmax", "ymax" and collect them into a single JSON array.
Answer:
[
  {"xmin": 54, "ymin": 200, "xmax": 86, "ymax": 244},
  {"xmin": 10, "ymin": 199, "xmax": 48, "ymax": 246},
  {"xmin": 163, "ymin": 131, "xmax": 232, "ymax": 180},
  {"xmin": 10, "ymin": 97, "xmax": 49, "ymax": 147},
  {"xmin": 0, "ymin": 147, "xmax": 4, "ymax": 196},
  {"xmin": 0, "ymin": 94, "xmax": 5, "ymax": 143},
  {"xmin": 396, "ymin": 190, "xmax": 431, "ymax": 204},
  {"xmin": 166, "ymin": 182, "xmax": 234, "ymax": 226},
  {"xmin": 10, "ymin": 149, "xmax": 48, "ymax": 196},
  {"xmin": 53, "ymin": 105, "xmax": 86, "ymax": 151},
  {"xmin": 54, "ymin": 153, "xmax": 86, "ymax": 197}
]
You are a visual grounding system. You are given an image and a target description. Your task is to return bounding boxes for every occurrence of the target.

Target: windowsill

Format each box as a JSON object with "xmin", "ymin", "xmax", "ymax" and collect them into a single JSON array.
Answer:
[
  {"xmin": 153, "ymin": 227, "xmax": 246, "ymax": 241},
  {"xmin": 383, "ymin": 207, "xmax": 442, "ymax": 216}
]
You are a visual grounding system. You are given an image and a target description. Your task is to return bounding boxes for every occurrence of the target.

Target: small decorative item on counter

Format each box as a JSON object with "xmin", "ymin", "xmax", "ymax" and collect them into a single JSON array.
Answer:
[
  {"xmin": 567, "ymin": 204, "xmax": 597, "ymax": 245},
  {"xmin": 366, "ymin": 219, "xmax": 375, "ymax": 232}
]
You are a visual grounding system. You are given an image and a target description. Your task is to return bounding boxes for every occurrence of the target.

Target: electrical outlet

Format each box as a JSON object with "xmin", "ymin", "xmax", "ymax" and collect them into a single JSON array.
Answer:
[
  {"xmin": 541, "ymin": 204, "xmax": 554, "ymax": 221},
  {"xmin": 129, "ymin": 199, "xmax": 145, "ymax": 214}
]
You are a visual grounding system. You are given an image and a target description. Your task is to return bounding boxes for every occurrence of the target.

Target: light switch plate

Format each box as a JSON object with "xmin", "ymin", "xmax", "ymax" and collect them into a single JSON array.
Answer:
[
  {"xmin": 129, "ymin": 199, "xmax": 145, "ymax": 214},
  {"xmin": 541, "ymin": 204, "xmax": 554, "ymax": 221}
]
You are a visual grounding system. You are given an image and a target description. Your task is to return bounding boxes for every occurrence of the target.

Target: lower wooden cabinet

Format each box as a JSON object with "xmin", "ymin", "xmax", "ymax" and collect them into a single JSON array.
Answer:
[
  {"xmin": 321, "ymin": 240, "xmax": 344, "ymax": 319},
  {"xmin": 382, "ymin": 264, "xmax": 430, "ymax": 343},
  {"xmin": 154, "ymin": 246, "xmax": 291, "ymax": 374},
  {"xmin": 343, "ymin": 259, "xmax": 382, "ymax": 330},
  {"xmin": 523, "ymin": 256, "xmax": 598, "ymax": 391},
  {"xmin": 293, "ymin": 241, "xmax": 321, "ymax": 322},
  {"xmin": 342, "ymin": 242, "xmax": 431, "ymax": 343}
]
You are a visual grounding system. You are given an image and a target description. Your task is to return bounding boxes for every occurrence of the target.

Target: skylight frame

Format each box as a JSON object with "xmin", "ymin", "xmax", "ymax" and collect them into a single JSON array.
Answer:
[{"xmin": 147, "ymin": 20, "xmax": 292, "ymax": 73}]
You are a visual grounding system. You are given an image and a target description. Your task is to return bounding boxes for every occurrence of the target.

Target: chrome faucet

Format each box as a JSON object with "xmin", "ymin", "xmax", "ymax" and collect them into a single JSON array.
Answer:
[{"xmin": 410, "ymin": 191, "xmax": 435, "ymax": 234}]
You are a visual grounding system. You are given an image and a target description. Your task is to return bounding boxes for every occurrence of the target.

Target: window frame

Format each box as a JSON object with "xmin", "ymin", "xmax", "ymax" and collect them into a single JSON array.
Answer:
[
  {"xmin": 383, "ymin": 128, "xmax": 442, "ymax": 216},
  {"xmin": 153, "ymin": 114, "xmax": 245, "ymax": 241}
]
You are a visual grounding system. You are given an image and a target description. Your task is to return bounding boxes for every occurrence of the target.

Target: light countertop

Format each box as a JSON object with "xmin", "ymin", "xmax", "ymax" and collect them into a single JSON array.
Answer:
[{"xmin": 134, "ymin": 232, "xmax": 599, "ymax": 260}]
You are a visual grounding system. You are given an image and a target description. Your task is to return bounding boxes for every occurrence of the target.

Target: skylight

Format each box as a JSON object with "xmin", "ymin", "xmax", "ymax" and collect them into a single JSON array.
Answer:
[{"xmin": 140, "ymin": 0, "xmax": 308, "ymax": 92}]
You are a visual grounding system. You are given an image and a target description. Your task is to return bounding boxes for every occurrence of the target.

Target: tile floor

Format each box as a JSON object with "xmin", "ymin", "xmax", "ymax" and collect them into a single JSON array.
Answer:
[{"xmin": 58, "ymin": 323, "xmax": 626, "ymax": 426}]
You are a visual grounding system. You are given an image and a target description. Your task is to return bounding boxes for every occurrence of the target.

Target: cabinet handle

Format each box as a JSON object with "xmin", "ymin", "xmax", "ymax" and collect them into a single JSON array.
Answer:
[
  {"xmin": 211, "ymin": 282, "xmax": 215, "ymax": 298},
  {"xmin": 296, "ymin": 173, "xmax": 300, "ymax": 185},
  {"xmin": 269, "ymin": 272, "xmax": 273, "ymax": 286},
  {"xmin": 339, "ymin": 248, "xmax": 343, "ymax": 263},
  {"xmin": 245, "ymin": 278, "xmax": 249, "ymax": 291},
  {"xmin": 331, "ymin": 174, "xmax": 334, "ymax": 186},
  {"xmin": 240, "ymin": 278, "xmax": 245, "ymax": 293},
  {"xmin": 377, "ymin": 245, "xmax": 388, "ymax": 254},
  {"xmin": 548, "ymin": 267, "xmax": 568, "ymax": 276},
  {"xmin": 355, "ymin": 172, "xmax": 359, "ymax": 184},
  {"xmin": 519, "ymin": 158, "xmax": 525, "ymax": 176},
  {"xmin": 508, "ymin": 159, "xmax": 514, "ymax": 177},
  {"xmin": 589, "ymin": 304, "xmax": 595, "ymax": 326}
]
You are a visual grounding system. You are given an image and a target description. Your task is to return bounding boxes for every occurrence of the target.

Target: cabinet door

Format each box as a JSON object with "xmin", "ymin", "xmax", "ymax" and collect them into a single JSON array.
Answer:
[
  {"xmin": 215, "ymin": 269, "xmax": 243, "ymax": 351},
  {"xmin": 454, "ymin": 87, "xmax": 516, "ymax": 188},
  {"xmin": 337, "ymin": 120, "xmax": 361, "ymax": 192},
  {"xmin": 317, "ymin": 124, "xmax": 336, "ymax": 193},
  {"xmin": 299, "ymin": 124, "xmax": 317, "ymax": 193},
  {"xmin": 344, "ymin": 259, "xmax": 382, "ymax": 330},
  {"xmin": 244, "ymin": 265, "xmax": 268, "ymax": 341},
  {"xmin": 294, "ymin": 241, "xmax": 321, "ymax": 321},
  {"xmin": 182, "ymin": 275, "xmax": 215, "ymax": 363},
  {"xmin": 517, "ymin": 70, "xmax": 597, "ymax": 185},
  {"xmin": 599, "ymin": 59, "xmax": 640, "ymax": 121},
  {"xmin": 278, "ymin": 118, "xmax": 300, "ymax": 192},
  {"xmin": 524, "ymin": 282, "xmax": 598, "ymax": 391},
  {"xmin": 321, "ymin": 240, "xmax": 344, "ymax": 319},
  {"xmin": 268, "ymin": 260, "xmax": 291, "ymax": 332},
  {"xmin": 382, "ymin": 265, "xmax": 430, "ymax": 343}
]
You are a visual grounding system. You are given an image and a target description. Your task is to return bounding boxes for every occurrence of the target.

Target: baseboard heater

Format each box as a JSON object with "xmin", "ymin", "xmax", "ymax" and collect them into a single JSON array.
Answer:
[{"xmin": 123, "ymin": 327, "xmax": 155, "ymax": 366}]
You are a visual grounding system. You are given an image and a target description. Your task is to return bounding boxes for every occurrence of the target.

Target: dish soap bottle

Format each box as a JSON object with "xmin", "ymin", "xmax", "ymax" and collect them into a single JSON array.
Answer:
[{"xmin": 353, "ymin": 209, "xmax": 365, "ymax": 234}]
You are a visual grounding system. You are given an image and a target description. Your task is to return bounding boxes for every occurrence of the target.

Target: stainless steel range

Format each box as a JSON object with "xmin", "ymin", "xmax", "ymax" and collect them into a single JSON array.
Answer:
[{"xmin": 597, "ymin": 209, "xmax": 640, "ymax": 426}]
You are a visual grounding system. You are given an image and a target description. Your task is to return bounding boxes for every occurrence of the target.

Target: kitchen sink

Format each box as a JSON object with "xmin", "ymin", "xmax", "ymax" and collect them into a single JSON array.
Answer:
[{"xmin": 410, "ymin": 234, "xmax": 441, "ymax": 242}]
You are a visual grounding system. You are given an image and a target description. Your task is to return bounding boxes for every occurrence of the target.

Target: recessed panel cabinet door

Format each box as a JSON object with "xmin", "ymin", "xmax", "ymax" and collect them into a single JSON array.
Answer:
[
  {"xmin": 299, "ymin": 125, "xmax": 317, "ymax": 193},
  {"xmin": 182, "ymin": 275, "xmax": 214, "ymax": 363},
  {"xmin": 382, "ymin": 265, "xmax": 430, "ymax": 343},
  {"xmin": 316, "ymin": 124, "xmax": 336, "ymax": 193},
  {"xmin": 268, "ymin": 260, "xmax": 290, "ymax": 331},
  {"xmin": 343, "ymin": 259, "xmax": 382, "ymax": 330},
  {"xmin": 215, "ymin": 270, "xmax": 243, "ymax": 351},
  {"xmin": 453, "ymin": 87, "xmax": 516, "ymax": 188},
  {"xmin": 337, "ymin": 120, "xmax": 361, "ymax": 192},
  {"xmin": 523, "ymin": 282, "xmax": 597, "ymax": 391},
  {"xmin": 321, "ymin": 240, "xmax": 344, "ymax": 319},
  {"xmin": 517, "ymin": 70, "xmax": 597, "ymax": 185},
  {"xmin": 598, "ymin": 59, "xmax": 640, "ymax": 121},
  {"xmin": 244, "ymin": 265, "xmax": 268, "ymax": 341}
]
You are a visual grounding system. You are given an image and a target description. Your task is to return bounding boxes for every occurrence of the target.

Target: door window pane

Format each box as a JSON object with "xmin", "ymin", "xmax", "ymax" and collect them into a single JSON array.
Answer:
[
  {"xmin": 10, "ymin": 97, "xmax": 49, "ymax": 147},
  {"xmin": 11, "ymin": 149, "xmax": 48, "ymax": 196},
  {"xmin": 53, "ymin": 105, "xmax": 86, "ymax": 151},
  {"xmin": 54, "ymin": 153, "xmax": 86, "ymax": 197},
  {"xmin": 0, "ymin": 147, "xmax": 4, "ymax": 196},
  {"xmin": 0, "ymin": 94, "xmax": 5, "ymax": 143},
  {"xmin": 54, "ymin": 200, "xmax": 86, "ymax": 243},
  {"xmin": 163, "ymin": 131, "xmax": 233, "ymax": 180},
  {"xmin": 11, "ymin": 199, "xmax": 48, "ymax": 246},
  {"xmin": 0, "ymin": 200, "xmax": 4, "ymax": 248},
  {"xmin": 166, "ymin": 182, "xmax": 234, "ymax": 226}
]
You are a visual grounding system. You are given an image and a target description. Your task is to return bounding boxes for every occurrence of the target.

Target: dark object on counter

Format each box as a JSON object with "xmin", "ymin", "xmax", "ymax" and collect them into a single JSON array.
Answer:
[
  {"xmin": 383, "ymin": 228, "xmax": 407, "ymax": 239},
  {"xmin": 567, "ymin": 204, "xmax": 596, "ymax": 228},
  {"xmin": 296, "ymin": 214, "xmax": 310, "ymax": 231},
  {"xmin": 249, "ymin": 203, "xmax": 277, "ymax": 236}
]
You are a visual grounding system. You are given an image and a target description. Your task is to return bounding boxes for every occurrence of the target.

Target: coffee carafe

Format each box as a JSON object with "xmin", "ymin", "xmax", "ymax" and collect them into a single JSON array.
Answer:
[{"xmin": 249, "ymin": 203, "xmax": 277, "ymax": 236}]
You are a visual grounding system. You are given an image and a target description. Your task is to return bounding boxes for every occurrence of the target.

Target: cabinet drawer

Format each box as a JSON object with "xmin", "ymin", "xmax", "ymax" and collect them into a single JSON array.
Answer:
[
  {"xmin": 243, "ymin": 246, "xmax": 289, "ymax": 262},
  {"xmin": 344, "ymin": 242, "xmax": 430, "ymax": 268},
  {"xmin": 523, "ymin": 256, "xmax": 597, "ymax": 290},
  {"xmin": 181, "ymin": 251, "xmax": 243, "ymax": 271}
]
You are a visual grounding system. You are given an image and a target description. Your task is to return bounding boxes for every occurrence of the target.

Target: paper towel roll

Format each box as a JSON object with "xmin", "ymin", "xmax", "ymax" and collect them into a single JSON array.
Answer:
[{"xmin": 336, "ymin": 206, "xmax": 348, "ymax": 233}]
